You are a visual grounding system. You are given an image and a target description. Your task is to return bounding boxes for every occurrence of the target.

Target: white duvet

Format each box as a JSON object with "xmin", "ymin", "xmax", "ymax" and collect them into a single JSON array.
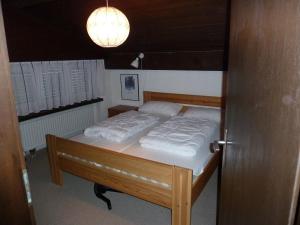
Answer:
[
  {"xmin": 84, "ymin": 110, "xmax": 160, "ymax": 142},
  {"xmin": 139, "ymin": 116, "xmax": 218, "ymax": 157}
]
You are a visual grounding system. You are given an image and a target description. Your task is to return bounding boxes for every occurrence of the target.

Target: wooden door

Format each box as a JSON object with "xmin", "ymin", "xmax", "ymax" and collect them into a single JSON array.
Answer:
[
  {"xmin": 219, "ymin": 1, "xmax": 300, "ymax": 225},
  {"xmin": 295, "ymin": 200, "xmax": 300, "ymax": 225},
  {"xmin": 0, "ymin": 2, "xmax": 35, "ymax": 225}
]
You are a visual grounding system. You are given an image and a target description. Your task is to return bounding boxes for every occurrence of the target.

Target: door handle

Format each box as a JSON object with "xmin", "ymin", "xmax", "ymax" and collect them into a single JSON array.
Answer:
[
  {"xmin": 210, "ymin": 129, "xmax": 232, "ymax": 153},
  {"xmin": 210, "ymin": 140, "xmax": 233, "ymax": 153},
  {"xmin": 211, "ymin": 140, "xmax": 225, "ymax": 153}
]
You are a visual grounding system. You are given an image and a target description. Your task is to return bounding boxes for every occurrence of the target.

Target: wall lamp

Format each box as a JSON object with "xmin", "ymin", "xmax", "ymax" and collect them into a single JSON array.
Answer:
[{"xmin": 130, "ymin": 53, "xmax": 144, "ymax": 69}]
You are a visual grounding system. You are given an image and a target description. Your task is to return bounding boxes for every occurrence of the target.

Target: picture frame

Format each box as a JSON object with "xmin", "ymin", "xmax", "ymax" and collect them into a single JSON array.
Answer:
[{"xmin": 120, "ymin": 74, "xmax": 139, "ymax": 101}]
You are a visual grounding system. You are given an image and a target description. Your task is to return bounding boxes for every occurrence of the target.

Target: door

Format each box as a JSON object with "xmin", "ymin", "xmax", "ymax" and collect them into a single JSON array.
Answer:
[
  {"xmin": 219, "ymin": 1, "xmax": 300, "ymax": 225},
  {"xmin": 0, "ymin": 1, "xmax": 35, "ymax": 225}
]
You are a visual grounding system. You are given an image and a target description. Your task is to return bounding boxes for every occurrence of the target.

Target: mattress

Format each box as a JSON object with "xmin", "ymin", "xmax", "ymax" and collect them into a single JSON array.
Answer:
[{"xmin": 70, "ymin": 116, "xmax": 220, "ymax": 177}]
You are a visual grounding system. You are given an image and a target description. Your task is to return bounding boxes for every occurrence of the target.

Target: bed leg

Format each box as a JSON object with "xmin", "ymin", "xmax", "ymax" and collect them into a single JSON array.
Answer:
[
  {"xmin": 171, "ymin": 167, "xmax": 192, "ymax": 225},
  {"xmin": 46, "ymin": 135, "xmax": 63, "ymax": 186}
]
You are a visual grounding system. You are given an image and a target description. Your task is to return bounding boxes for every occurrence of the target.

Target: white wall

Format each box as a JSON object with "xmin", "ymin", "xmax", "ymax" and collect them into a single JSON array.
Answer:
[
  {"xmin": 95, "ymin": 68, "xmax": 111, "ymax": 121},
  {"xmin": 105, "ymin": 69, "xmax": 223, "ymax": 109}
]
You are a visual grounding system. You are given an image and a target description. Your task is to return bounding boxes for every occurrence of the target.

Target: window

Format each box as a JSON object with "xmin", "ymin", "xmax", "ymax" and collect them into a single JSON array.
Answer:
[{"xmin": 10, "ymin": 60, "xmax": 105, "ymax": 116}]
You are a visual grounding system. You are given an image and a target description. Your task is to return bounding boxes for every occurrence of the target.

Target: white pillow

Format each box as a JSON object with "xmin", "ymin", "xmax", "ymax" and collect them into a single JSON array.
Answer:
[
  {"xmin": 139, "ymin": 101, "xmax": 182, "ymax": 116},
  {"xmin": 182, "ymin": 107, "xmax": 221, "ymax": 122}
]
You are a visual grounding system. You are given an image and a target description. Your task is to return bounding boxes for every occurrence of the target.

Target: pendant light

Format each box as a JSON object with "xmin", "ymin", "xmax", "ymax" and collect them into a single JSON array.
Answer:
[{"xmin": 86, "ymin": 0, "xmax": 130, "ymax": 48}]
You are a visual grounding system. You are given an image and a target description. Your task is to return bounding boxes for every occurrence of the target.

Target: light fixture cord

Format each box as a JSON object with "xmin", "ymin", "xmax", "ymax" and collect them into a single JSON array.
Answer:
[{"xmin": 105, "ymin": 0, "xmax": 109, "ymax": 46}]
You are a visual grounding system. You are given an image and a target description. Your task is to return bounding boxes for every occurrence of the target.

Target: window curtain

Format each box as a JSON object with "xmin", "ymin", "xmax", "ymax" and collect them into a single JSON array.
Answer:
[{"xmin": 10, "ymin": 59, "xmax": 105, "ymax": 116}]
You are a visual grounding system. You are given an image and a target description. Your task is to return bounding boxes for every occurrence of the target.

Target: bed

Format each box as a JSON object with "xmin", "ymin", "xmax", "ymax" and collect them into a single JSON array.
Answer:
[{"xmin": 46, "ymin": 91, "xmax": 222, "ymax": 225}]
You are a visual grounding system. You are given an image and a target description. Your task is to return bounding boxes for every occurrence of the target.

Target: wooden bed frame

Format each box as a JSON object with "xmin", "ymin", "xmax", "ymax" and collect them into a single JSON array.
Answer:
[{"xmin": 46, "ymin": 91, "xmax": 222, "ymax": 225}]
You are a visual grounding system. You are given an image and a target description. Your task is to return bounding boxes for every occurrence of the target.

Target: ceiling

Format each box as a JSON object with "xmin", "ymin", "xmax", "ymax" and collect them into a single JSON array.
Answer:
[{"xmin": 2, "ymin": 0, "xmax": 229, "ymax": 70}]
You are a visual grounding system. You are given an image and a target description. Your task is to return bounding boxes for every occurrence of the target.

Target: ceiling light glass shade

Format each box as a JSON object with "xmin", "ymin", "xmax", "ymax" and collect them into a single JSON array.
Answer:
[{"xmin": 86, "ymin": 7, "xmax": 130, "ymax": 48}]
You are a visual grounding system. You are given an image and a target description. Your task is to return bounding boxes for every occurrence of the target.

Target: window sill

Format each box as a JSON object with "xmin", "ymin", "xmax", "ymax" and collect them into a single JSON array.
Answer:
[{"xmin": 18, "ymin": 98, "xmax": 103, "ymax": 122}]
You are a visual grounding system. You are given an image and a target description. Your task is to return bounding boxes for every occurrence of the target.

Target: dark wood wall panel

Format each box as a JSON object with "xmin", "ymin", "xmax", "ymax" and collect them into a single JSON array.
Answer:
[
  {"xmin": 2, "ymin": 0, "xmax": 229, "ymax": 70},
  {"xmin": 2, "ymin": 4, "xmax": 106, "ymax": 62},
  {"xmin": 106, "ymin": 51, "xmax": 225, "ymax": 70}
]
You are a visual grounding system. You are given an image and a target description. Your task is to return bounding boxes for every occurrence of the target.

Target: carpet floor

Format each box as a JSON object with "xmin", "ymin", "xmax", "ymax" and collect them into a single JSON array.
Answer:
[{"xmin": 27, "ymin": 150, "xmax": 217, "ymax": 225}]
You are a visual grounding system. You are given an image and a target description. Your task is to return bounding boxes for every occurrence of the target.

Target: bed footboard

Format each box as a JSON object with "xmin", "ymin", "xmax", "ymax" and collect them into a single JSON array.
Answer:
[
  {"xmin": 172, "ymin": 167, "xmax": 192, "ymax": 225},
  {"xmin": 46, "ymin": 134, "xmax": 204, "ymax": 225},
  {"xmin": 46, "ymin": 135, "xmax": 63, "ymax": 185}
]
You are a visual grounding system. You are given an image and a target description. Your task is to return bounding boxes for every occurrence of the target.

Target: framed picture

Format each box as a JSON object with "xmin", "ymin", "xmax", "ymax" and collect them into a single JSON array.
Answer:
[{"xmin": 120, "ymin": 74, "xmax": 139, "ymax": 101}]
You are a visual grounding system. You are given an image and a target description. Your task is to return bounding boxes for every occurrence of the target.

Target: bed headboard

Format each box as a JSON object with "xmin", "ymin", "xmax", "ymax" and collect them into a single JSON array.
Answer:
[{"xmin": 143, "ymin": 91, "xmax": 223, "ymax": 108}]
